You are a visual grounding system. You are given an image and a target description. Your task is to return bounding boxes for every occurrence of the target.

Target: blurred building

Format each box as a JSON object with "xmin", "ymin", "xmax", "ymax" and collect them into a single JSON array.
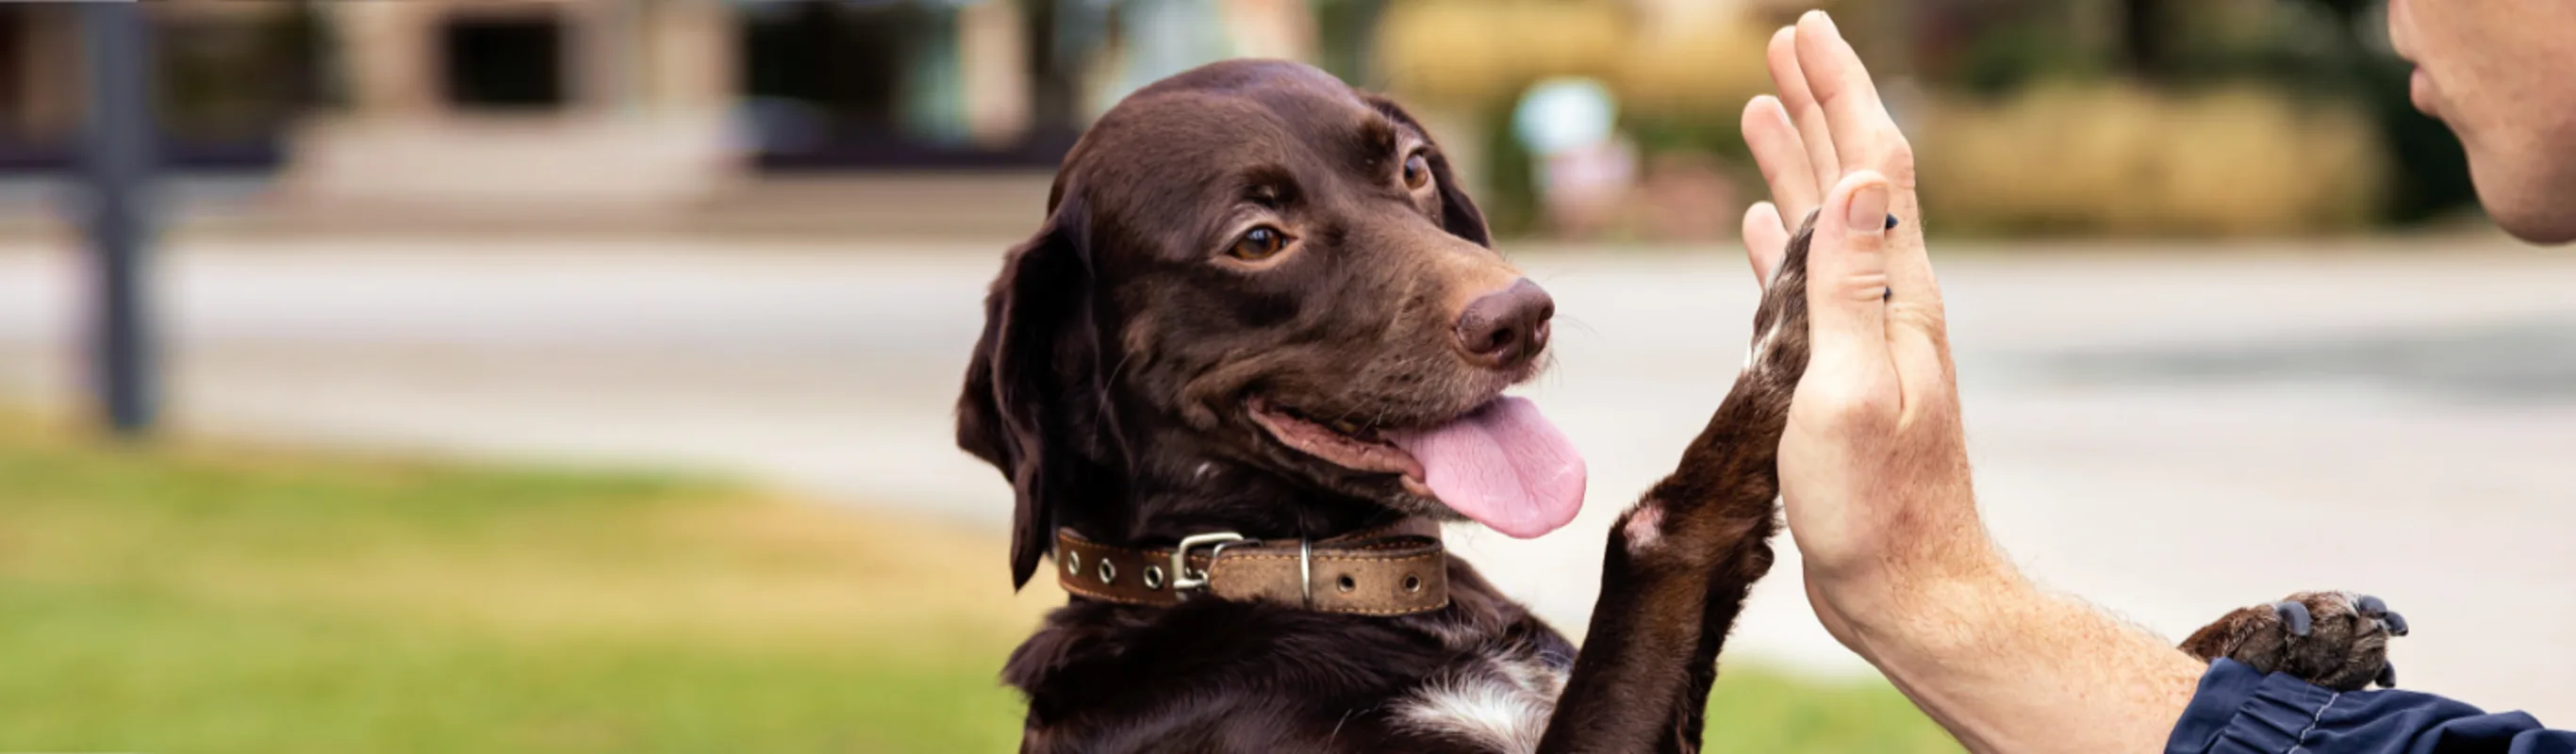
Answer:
[
  {"xmin": 10, "ymin": 0, "xmax": 2447, "ymax": 237},
  {"xmin": 5, "ymin": 0, "xmax": 1314, "ymax": 231}
]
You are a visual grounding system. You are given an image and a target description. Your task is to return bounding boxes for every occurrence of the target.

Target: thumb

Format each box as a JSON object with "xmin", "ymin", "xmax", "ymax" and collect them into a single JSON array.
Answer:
[{"xmin": 1804, "ymin": 171, "xmax": 1895, "ymax": 381}]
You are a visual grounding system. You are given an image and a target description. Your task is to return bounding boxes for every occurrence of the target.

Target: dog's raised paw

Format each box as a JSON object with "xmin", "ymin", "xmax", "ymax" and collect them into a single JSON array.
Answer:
[
  {"xmin": 2179, "ymin": 591, "xmax": 2407, "ymax": 691},
  {"xmin": 1740, "ymin": 211, "xmax": 1818, "ymax": 385}
]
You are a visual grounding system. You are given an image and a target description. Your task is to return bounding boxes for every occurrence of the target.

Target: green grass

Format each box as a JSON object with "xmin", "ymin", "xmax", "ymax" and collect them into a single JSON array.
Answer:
[
  {"xmin": 0, "ymin": 414, "xmax": 1957, "ymax": 753},
  {"xmin": 1705, "ymin": 667, "xmax": 1963, "ymax": 752}
]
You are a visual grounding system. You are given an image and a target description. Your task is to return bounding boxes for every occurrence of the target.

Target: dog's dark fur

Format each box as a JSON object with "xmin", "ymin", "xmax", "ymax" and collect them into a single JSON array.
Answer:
[{"xmin": 960, "ymin": 59, "xmax": 2400, "ymax": 752}]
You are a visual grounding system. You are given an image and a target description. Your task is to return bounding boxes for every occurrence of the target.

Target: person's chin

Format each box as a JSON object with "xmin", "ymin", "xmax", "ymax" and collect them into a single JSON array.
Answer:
[
  {"xmin": 2491, "ymin": 210, "xmax": 2576, "ymax": 245},
  {"xmin": 2470, "ymin": 163, "xmax": 2576, "ymax": 245}
]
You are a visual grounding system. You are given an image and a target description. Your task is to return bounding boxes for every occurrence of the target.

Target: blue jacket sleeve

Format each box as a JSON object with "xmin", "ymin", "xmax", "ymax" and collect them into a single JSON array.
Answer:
[{"xmin": 2167, "ymin": 659, "xmax": 2576, "ymax": 754}]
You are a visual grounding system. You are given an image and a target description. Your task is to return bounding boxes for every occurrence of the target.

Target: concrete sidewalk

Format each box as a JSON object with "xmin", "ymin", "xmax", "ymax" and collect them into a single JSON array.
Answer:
[{"xmin": 5, "ymin": 235, "xmax": 2572, "ymax": 721}]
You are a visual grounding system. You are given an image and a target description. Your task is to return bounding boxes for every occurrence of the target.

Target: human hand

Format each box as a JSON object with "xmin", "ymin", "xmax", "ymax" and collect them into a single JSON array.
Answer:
[
  {"xmin": 1738, "ymin": 12, "xmax": 1992, "ymax": 642},
  {"xmin": 1730, "ymin": 21, "xmax": 2218, "ymax": 750}
]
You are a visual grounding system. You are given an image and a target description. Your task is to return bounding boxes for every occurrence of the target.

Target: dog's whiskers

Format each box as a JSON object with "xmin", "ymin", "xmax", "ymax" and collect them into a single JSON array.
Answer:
[{"xmin": 1556, "ymin": 315, "xmax": 1602, "ymax": 338}]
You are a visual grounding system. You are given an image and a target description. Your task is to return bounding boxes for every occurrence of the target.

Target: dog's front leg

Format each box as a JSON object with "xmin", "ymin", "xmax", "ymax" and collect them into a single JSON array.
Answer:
[{"xmin": 1537, "ymin": 217, "xmax": 1818, "ymax": 753}]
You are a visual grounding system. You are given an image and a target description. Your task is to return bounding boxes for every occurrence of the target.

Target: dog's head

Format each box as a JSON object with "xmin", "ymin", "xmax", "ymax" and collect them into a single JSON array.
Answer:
[{"xmin": 960, "ymin": 60, "xmax": 1585, "ymax": 588}]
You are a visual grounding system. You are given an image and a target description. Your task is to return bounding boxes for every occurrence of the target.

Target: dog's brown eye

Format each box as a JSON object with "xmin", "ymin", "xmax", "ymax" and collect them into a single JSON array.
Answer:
[
  {"xmin": 1401, "ymin": 154, "xmax": 1431, "ymax": 190},
  {"xmin": 1230, "ymin": 227, "xmax": 1288, "ymax": 261}
]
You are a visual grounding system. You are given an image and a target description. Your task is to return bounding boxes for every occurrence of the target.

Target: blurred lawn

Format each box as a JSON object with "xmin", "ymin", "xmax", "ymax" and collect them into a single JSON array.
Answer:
[{"xmin": 0, "ymin": 413, "xmax": 1957, "ymax": 753}]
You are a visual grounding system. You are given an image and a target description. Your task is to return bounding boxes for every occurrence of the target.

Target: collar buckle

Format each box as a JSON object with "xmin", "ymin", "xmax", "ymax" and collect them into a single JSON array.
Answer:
[{"xmin": 1168, "ymin": 532, "xmax": 1251, "ymax": 594}]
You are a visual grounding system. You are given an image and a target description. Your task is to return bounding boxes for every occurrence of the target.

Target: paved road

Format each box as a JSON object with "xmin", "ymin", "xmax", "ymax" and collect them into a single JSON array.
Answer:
[{"xmin": 5, "ymin": 235, "xmax": 2573, "ymax": 721}]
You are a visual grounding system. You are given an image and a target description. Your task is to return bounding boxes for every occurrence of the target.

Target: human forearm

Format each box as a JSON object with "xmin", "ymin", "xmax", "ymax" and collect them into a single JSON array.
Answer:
[{"xmin": 1824, "ymin": 550, "xmax": 2204, "ymax": 753}]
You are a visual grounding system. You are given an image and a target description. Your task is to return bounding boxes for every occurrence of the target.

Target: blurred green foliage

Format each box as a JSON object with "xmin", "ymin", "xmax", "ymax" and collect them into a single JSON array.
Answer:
[{"xmin": 1924, "ymin": 0, "xmax": 2471, "ymax": 229}]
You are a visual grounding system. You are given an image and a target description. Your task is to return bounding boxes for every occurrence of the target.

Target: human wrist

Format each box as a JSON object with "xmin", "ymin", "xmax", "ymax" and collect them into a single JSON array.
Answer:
[
  {"xmin": 1817, "ymin": 552, "xmax": 2207, "ymax": 754},
  {"xmin": 1808, "ymin": 535, "xmax": 2026, "ymax": 664}
]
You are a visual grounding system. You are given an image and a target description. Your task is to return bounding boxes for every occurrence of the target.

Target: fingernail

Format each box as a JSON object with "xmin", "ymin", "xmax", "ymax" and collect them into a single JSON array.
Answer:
[
  {"xmin": 1844, "ymin": 183, "xmax": 1889, "ymax": 234},
  {"xmin": 1813, "ymin": 10, "xmax": 1840, "ymax": 36}
]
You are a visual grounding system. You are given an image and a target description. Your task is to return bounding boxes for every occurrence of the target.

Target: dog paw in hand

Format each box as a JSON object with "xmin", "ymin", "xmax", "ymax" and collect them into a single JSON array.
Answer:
[{"xmin": 2180, "ymin": 591, "xmax": 2408, "ymax": 691}]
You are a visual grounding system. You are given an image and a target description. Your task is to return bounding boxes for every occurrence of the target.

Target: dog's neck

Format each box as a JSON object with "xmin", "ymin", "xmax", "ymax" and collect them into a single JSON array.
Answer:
[{"xmin": 1065, "ymin": 422, "xmax": 1407, "ymax": 549}]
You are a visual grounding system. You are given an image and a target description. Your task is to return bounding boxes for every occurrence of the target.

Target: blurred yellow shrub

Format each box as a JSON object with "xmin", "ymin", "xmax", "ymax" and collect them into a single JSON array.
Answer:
[
  {"xmin": 1376, "ymin": 1, "xmax": 1625, "ymax": 104},
  {"xmin": 1924, "ymin": 84, "xmax": 2386, "ymax": 237},
  {"xmin": 1375, "ymin": 0, "xmax": 1771, "ymax": 114}
]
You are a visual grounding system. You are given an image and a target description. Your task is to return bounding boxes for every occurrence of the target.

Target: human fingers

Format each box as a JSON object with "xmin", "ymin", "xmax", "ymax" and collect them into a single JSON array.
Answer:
[
  {"xmin": 1742, "ymin": 95, "xmax": 1822, "ymax": 221},
  {"xmin": 1742, "ymin": 201, "xmax": 1790, "ymax": 287},
  {"xmin": 1766, "ymin": 25, "xmax": 1842, "ymax": 198},
  {"xmin": 1792, "ymin": 11, "xmax": 1938, "ymax": 311}
]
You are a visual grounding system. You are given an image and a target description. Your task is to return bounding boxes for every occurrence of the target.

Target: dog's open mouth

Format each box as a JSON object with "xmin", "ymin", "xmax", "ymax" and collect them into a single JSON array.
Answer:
[{"xmin": 1248, "ymin": 395, "xmax": 1586, "ymax": 538}]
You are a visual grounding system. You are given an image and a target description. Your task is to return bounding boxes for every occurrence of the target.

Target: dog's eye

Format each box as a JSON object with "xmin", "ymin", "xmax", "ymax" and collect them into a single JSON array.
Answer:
[
  {"xmin": 1401, "ymin": 153, "xmax": 1431, "ymax": 190},
  {"xmin": 1229, "ymin": 227, "xmax": 1288, "ymax": 261}
]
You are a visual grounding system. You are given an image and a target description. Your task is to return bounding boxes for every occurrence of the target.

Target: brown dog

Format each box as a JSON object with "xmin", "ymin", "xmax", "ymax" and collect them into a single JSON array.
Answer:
[
  {"xmin": 960, "ymin": 59, "xmax": 2403, "ymax": 752},
  {"xmin": 958, "ymin": 58, "xmax": 1810, "ymax": 751}
]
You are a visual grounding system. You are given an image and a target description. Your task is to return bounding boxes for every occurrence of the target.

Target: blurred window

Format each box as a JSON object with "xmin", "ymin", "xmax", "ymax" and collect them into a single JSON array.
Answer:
[
  {"xmin": 441, "ymin": 14, "xmax": 567, "ymax": 110},
  {"xmin": 735, "ymin": 0, "xmax": 1078, "ymax": 170},
  {"xmin": 158, "ymin": 8, "xmax": 322, "ymax": 141},
  {"xmin": 0, "ymin": 4, "xmax": 317, "ymax": 172},
  {"xmin": 740, "ymin": 0, "xmax": 906, "ymax": 134},
  {"xmin": 0, "ymin": 7, "xmax": 25, "ymax": 139}
]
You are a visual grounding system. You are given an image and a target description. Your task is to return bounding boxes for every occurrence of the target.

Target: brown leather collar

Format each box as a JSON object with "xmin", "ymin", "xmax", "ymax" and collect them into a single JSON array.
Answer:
[{"xmin": 1052, "ymin": 519, "xmax": 1448, "ymax": 616}]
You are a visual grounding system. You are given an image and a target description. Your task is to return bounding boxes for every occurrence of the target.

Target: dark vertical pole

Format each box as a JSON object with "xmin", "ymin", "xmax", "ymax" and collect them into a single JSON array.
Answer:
[
  {"xmin": 82, "ymin": 3, "xmax": 157, "ymax": 437},
  {"xmin": 2119, "ymin": 0, "xmax": 2167, "ymax": 78}
]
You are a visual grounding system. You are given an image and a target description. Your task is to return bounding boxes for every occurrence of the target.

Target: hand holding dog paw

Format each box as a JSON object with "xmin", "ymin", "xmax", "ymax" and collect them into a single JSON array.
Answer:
[{"xmin": 1737, "ymin": 12, "xmax": 1985, "ymax": 631}]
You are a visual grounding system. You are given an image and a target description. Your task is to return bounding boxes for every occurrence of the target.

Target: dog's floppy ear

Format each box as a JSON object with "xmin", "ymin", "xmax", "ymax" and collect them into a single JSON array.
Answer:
[
  {"xmin": 1363, "ymin": 92, "xmax": 1493, "ymax": 247},
  {"xmin": 958, "ymin": 202, "xmax": 1107, "ymax": 590}
]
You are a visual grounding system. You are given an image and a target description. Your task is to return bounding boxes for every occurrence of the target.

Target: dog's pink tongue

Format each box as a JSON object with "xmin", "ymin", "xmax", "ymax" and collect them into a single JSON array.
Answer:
[{"xmin": 1385, "ymin": 397, "xmax": 1586, "ymax": 539}]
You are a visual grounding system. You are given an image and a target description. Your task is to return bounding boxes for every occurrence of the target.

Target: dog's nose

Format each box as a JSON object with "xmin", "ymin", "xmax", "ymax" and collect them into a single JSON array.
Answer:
[{"xmin": 1455, "ymin": 278, "xmax": 1555, "ymax": 369}]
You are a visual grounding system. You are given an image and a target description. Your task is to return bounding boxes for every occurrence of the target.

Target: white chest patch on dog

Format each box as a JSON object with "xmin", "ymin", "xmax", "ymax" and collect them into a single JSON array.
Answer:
[{"xmin": 1392, "ymin": 656, "xmax": 1565, "ymax": 753}]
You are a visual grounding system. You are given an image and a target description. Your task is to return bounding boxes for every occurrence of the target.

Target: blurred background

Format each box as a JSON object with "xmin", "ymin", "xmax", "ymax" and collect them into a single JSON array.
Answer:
[{"xmin": 1, "ymin": 0, "xmax": 2570, "ymax": 751}]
